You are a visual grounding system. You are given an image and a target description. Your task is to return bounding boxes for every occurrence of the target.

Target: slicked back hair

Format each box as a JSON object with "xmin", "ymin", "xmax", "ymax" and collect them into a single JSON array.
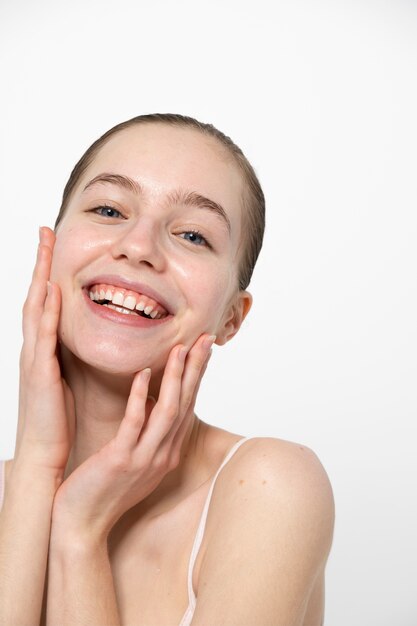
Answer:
[{"xmin": 54, "ymin": 113, "xmax": 265, "ymax": 291}]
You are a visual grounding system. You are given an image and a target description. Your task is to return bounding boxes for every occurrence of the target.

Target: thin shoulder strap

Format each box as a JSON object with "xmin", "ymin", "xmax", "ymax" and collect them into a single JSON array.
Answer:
[
  {"xmin": 185, "ymin": 437, "xmax": 252, "ymax": 609},
  {"xmin": 0, "ymin": 460, "xmax": 5, "ymax": 511}
]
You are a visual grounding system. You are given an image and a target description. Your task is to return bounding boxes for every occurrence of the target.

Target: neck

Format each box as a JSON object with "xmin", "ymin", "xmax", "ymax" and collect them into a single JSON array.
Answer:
[{"xmin": 60, "ymin": 347, "xmax": 205, "ymax": 513}]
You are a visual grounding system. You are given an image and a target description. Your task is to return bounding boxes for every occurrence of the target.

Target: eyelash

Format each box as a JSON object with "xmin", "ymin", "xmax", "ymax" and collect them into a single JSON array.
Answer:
[
  {"xmin": 92, "ymin": 204, "xmax": 124, "ymax": 219},
  {"xmin": 89, "ymin": 205, "xmax": 212, "ymax": 249},
  {"xmin": 179, "ymin": 230, "xmax": 211, "ymax": 248}
]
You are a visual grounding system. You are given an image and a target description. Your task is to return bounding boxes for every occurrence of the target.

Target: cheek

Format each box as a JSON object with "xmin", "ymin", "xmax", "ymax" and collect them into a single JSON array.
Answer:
[
  {"xmin": 50, "ymin": 231, "xmax": 75, "ymax": 283},
  {"xmin": 189, "ymin": 264, "xmax": 236, "ymax": 326},
  {"xmin": 50, "ymin": 226, "xmax": 105, "ymax": 283}
]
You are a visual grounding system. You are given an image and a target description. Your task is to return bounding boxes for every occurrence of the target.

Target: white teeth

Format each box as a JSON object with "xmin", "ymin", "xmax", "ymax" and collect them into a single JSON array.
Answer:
[
  {"xmin": 88, "ymin": 285, "xmax": 167, "ymax": 320},
  {"xmin": 112, "ymin": 291, "xmax": 124, "ymax": 306},
  {"xmin": 123, "ymin": 295, "xmax": 137, "ymax": 311},
  {"xmin": 104, "ymin": 303, "xmax": 134, "ymax": 315}
]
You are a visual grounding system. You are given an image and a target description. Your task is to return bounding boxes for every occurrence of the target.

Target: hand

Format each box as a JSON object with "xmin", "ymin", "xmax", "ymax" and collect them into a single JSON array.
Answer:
[
  {"xmin": 15, "ymin": 226, "xmax": 75, "ymax": 477},
  {"xmin": 50, "ymin": 333, "xmax": 215, "ymax": 542}
]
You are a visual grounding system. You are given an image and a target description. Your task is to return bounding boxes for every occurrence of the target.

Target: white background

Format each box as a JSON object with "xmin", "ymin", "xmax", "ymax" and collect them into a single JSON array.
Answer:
[{"xmin": 0, "ymin": 1, "xmax": 416, "ymax": 624}]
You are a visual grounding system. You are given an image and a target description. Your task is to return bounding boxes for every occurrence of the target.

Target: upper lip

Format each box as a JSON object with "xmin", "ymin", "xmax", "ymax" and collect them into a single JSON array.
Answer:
[{"xmin": 84, "ymin": 274, "xmax": 174, "ymax": 314}]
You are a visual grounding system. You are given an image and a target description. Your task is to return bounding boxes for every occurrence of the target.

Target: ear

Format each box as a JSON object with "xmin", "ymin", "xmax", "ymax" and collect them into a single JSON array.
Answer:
[{"xmin": 215, "ymin": 290, "xmax": 253, "ymax": 346}]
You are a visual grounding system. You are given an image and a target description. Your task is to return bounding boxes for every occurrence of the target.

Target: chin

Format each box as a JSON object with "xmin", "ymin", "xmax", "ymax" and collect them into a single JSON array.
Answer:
[{"xmin": 59, "ymin": 333, "xmax": 170, "ymax": 377}]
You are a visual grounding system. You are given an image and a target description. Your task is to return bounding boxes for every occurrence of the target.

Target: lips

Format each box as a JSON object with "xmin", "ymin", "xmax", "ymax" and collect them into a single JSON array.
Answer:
[
  {"xmin": 88, "ymin": 283, "xmax": 168, "ymax": 319},
  {"xmin": 84, "ymin": 274, "xmax": 174, "ymax": 315},
  {"xmin": 82, "ymin": 274, "xmax": 175, "ymax": 327}
]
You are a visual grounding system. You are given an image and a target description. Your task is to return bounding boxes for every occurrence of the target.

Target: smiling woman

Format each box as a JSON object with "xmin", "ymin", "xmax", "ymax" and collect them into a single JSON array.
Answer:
[{"xmin": 0, "ymin": 113, "xmax": 334, "ymax": 626}]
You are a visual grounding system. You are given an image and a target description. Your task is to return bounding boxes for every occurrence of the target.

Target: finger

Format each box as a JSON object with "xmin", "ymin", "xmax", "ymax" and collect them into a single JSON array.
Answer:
[
  {"xmin": 33, "ymin": 281, "xmax": 62, "ymax": 365},
  {"xmin": 171, "ymin": 344, "xmax": 213, "ymax": 447},
  {"xmin": 40, "ymin": 226, "xmax": 56, "ymax": 251},
  {"xmin": 22, "ymin": 240, "xmax": 54, "ymax": 352},
  {"xmin": 139, "ymin": 345, "xmax": 187, "ymax": 449},
  {"xmin": 23, "ymin": 228, "xmax": 55, "ymax": 324},
  {"xmin": 116, "ymin": 368, "xmax": 151, "ymax": 449},
  {"xmin": 23, "ymin": 243, "xmax": 50, "ymax": 316},
  {"xmin": 178, "ymin": 334, "xmax": 215, "ymax": 416}
]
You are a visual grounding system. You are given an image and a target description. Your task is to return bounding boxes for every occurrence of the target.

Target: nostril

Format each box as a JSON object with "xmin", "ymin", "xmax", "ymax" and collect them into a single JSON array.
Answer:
[{"xmin": 110, "ymin": 234, "xmax": 164, "ymax": 271}]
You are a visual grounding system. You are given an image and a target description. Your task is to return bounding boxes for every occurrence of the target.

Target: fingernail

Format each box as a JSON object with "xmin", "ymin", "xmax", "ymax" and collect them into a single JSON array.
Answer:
[
  {"xmin": 141, "ymin": 368, "xmax": 151, "ymax": 381},
  {"xmin": 39, "ymin": 226, "xmax": 44, "ymax": 242}
]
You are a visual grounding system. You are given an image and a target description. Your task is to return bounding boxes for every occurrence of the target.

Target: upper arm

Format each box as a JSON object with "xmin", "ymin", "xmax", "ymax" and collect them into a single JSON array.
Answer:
[{"xmin": 191, "ymin": 438, "xmax": 335, "ymax": 626}]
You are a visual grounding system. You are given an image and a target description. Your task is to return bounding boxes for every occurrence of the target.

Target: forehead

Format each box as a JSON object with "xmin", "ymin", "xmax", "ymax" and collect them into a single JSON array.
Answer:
[{"xmin": 79, "ymin": 124, "xmax": 244, "ymax": 229}]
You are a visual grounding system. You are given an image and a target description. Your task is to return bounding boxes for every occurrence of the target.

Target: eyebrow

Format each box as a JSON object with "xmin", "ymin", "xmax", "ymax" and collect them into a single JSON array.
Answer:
[
  {"xmin": 82, "ymin": 172, "xmax": 231, "ymax": 235},
  {"xmin": 83, "ymin": 173, "xmax": 141, "ymax": 195}
]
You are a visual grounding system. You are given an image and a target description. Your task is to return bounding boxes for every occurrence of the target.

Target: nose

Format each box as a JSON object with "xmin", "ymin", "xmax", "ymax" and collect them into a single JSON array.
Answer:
[{"xmin": 109, "ymin": 218, "xmax": 166, "ymax": 271}]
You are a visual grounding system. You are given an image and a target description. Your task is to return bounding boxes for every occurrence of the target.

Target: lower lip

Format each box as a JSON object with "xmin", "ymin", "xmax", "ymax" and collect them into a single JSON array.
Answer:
[{"xmin": 83, "ymin": 290, "xmax": 172, "ymax": 328}]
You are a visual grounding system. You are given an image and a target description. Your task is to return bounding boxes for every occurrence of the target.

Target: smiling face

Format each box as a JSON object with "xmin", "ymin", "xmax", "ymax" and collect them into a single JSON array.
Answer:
[{"xmin": 51, "ymin": 123, "xmax": 252, "ymax": 376}]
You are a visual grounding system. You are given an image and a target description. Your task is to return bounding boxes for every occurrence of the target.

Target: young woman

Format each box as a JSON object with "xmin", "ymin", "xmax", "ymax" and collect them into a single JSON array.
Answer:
[{"xmin": 0, "ymin": 114, "xmax": 334, "ymax": 626}]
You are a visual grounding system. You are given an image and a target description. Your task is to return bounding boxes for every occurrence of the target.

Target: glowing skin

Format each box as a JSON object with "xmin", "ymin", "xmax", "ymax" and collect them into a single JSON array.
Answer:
[{"xmin": 50, "ymin": 124, "xmax": 252, "ymax": 381}]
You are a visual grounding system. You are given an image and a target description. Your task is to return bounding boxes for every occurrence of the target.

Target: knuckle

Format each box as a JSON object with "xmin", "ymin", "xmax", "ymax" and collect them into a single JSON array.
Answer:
[
  {"xmin": 156, "ymin": 451, "xmax": 170, "ymax": 470},
  {"xmin": 36, "ymin": 324, "xmax": 51, "ymax": 341},
  {"xmin": 137, "ymin": 451, "xmax": 152, "ymax": 470},
  {"xmin": 108, "ymin": 446, "xmax": 131, "ymax": 472},
  {"xmin": 39, "ymin": 311, "xmax": 55, "ymax": 331},
  {"xmin": 169, "ymin": 450, "xmax": 181, "ymax": 470},
  {"xmin": 161, "ymin": 401, "xmax": 178, "ymax": 421},
  {"xmin": 19, "ymin": 350, "xmax": 28, "ymax": 368},
  {"xmin": 191, "ymin": 352, "xmax": 207, "ymax": 370},
  {"xmin": 129, "ymin": 412, "xmax": 144, "ymax": 428},
  {"xmin": 181, "ymin": 391, "xmax": 194, "ymax": 410},
  {"xmin": 22, "ymin": 300, "xmax": 33, "ymax": 317}
]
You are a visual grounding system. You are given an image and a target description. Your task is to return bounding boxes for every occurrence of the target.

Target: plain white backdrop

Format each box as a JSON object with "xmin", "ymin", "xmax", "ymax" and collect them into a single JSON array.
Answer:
[{"xmin": 0, "ymin": 0, "xmax": 416, "ymax": 624}]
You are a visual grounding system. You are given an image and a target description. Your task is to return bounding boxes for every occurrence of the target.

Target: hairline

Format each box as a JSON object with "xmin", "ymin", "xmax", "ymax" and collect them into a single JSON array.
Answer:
[{"xmin": 55, "ymin": 117, "xmax": 260, "ymax": 291}]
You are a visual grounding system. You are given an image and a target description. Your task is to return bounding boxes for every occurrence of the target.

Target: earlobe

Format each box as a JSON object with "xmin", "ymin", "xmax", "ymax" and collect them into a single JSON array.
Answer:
[{"xmin": 215, "ymin": 291, "xmax": 253, "ymax": 346}]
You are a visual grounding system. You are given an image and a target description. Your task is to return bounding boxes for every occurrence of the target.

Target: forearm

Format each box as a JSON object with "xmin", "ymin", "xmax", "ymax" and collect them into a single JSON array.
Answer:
[
  {"xmin": 0, "ymin": 459, "xmax": 61, "ymax": 626},
  {"xmin": 47, "ymin": 530, "xmax": 120, "ymax": 626}
]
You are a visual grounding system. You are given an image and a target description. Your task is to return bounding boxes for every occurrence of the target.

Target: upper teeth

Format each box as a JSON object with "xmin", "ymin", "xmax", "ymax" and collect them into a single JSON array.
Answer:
[{"xmin": 88, "ymin": 283, "xmax": 167, "ymax": 319}]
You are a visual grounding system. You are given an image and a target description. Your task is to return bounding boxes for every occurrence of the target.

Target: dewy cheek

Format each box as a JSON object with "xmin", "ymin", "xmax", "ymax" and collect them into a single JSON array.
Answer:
[
  {"xmin": 168, "ymin": 256, "xmax": 192, "ymax": 281},
  {"xmin": 51, "ymin": 226, "xmax": 107, "ymax": 278}
]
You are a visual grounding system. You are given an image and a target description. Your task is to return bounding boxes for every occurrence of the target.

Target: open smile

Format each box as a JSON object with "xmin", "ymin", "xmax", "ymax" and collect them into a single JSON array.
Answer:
[
  {"xmin": 88, "ymin": 283, "xmax": 169, "ymax": 319},
  {"xmin": 83, "ymin": 282, "xmax": 173, "ymax": 328}
]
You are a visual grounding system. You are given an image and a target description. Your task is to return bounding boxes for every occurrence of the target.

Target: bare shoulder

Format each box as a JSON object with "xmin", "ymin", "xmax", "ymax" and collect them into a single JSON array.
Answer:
[
  {"xmin": 214, "ymin": 436, "xmax": 334, "ymax": 528},
  {"xmin": 233, "ymin": 436, "xmax": 334, "ymax": 557},
  {"xmin": 193, "ymin": 437, "xmax": 335, "ymax": 625}
]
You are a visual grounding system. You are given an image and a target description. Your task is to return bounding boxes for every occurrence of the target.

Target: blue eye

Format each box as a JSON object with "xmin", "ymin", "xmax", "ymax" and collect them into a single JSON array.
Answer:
[
  {"xmin": 180, "ymin": 230, "xmax": 210, "ymax": 247},
  {"xmin": 93, "ymin": 205, "xmax": 123, "ymax": 219}
]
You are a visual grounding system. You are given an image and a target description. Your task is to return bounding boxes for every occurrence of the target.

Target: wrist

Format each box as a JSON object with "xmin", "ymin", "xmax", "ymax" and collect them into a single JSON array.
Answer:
[
  {"xmin": 50, "ymin": 520, "xmax": 109, "ymax": 556},
  {"xmin": 13, "ymin": 444, "xmax": 66, "ymax": 485},
  {"xmin": 9, "ymin": 456, "xmax": 64, "ymax": 494}
]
